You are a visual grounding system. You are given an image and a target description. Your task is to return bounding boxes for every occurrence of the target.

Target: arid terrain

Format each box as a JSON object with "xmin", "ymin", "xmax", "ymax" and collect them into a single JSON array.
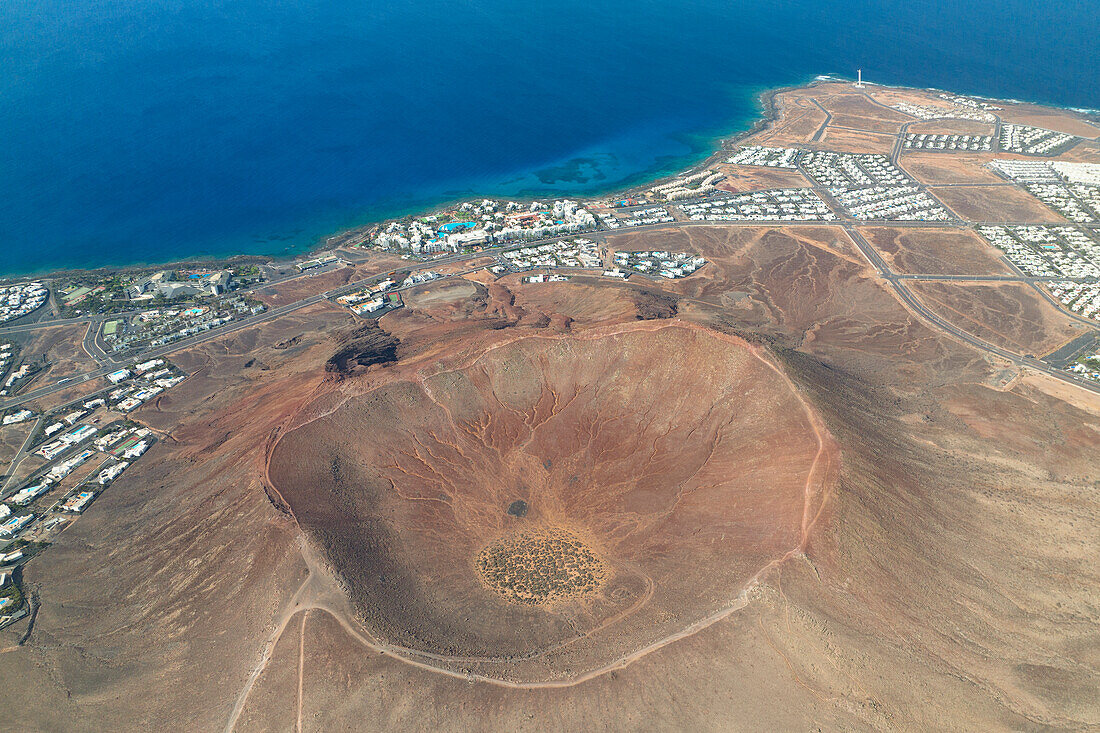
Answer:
[
  {"xmin": 267, "ymin": 321, "xmax": 830, "ymax": 681},
  {"xmin": 1, "ymin": 79, "xmax": 1098, "ymax": 731}
]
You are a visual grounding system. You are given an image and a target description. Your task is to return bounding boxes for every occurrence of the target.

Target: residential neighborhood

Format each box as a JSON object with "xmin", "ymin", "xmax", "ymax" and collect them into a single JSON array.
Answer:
[
  {"xmin": 102, "ymin": 295, "xmax": 266, "ymax": 354},
  {"xmin": 612, "ymin": 250, "xmax": 708, "ymax": 279},
  {"xmin": 0, "ymin": 356, "xmax": 188, "ymax": 627},
  {"xmin": 903, "ymin": 133, "xmax": 993, "ymax": 152},
  {"xmin": 502, "ymin": 239, "xmax": 603, "ymax": 271},
  {"xmin": 0, "ymin": 282, "xmax": 48, "ymax": 324},
  {"xmin": 681, "ymin": 188, "xmax": 836, "ymax": 221},
  {"xmin": 372, "ymin": 199, "xmax": 598, "ymax": 255},
  {"xmin": 998, "ymin": 124, "xmax": 1078, "ymax": 155}
]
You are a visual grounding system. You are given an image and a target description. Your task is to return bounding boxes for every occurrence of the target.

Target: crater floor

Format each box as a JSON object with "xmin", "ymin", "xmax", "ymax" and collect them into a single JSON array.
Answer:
[{"xmin": 267, "ymin": 322, "xmax": 834, "ymax": 681}]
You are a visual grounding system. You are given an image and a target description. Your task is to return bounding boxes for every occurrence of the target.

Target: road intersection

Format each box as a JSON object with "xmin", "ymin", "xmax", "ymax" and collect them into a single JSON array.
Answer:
[
  {"xmin": 3, "ymin": 103, "xmax": 1099, "ymax": 409},
  {"xmin": 2, "ymin": 210, "xmax": 1098, "ymax": 415}
]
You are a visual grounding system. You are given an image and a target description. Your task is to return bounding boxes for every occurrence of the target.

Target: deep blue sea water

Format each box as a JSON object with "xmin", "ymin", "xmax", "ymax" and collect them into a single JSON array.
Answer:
[{"xmin": 1, "ymin": 0, "xmax": 1097, "ymax": 275}]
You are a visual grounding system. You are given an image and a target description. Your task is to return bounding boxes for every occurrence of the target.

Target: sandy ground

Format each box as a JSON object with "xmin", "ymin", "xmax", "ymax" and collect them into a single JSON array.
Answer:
[
  {"xmin": 715, "ymin": 163, "xmax": 812, "ymax": 192},
  {"xmin": 10, "ymin": 324, "xmax": 100, "ymax": 394},
  {"xmin": 900, "ymin": 153, "xmax": 1009, "ymax": 185},
  {"xmin": 999, "ymin": 109, "xmax": 1100, "ymax": 138},
  {"xmin": 814, "ymin": 93, "xmax": 911, "ymax": 133},
  {"xmin": 860, "ymin": 227, "xmax": 1015, "ymax": 276},
  {"xmin": 908, "ymin": 280, "xmax": 1087, "ymax": 356},
  {"xmin": 26, "ymin": 379, "xmax": 108, "ymax": 414},
  {"xmin": 254, "ymin": 255, "xmax": 405, "ymax": 306},
  {"xmin": 867, "ymin": 85, "xmax": 1100, "ymax": 140},
  {"xmin": 816, "ymin": 126, "xmax": 897, "ymax": 154},
  {"xmin": 930, "ymin": 185, "xmax": 1066, "ymax": 223},
  {"xmin": 905, "ymin": 119, "xmax": 996, "ymax": 136},
  {"xmin": 0, "ymin": 422, "xmax": 33, "ymax": 478}
]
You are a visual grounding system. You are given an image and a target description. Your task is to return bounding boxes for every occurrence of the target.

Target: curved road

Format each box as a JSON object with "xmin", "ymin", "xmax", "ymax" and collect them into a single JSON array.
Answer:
[
  {"xmin": 844, "ymin": 227, "xmax": 1100, "ymax": 395},
  {"xmin": 3, "ymin": 219, "xmax": 1099, "ymax": 412}
]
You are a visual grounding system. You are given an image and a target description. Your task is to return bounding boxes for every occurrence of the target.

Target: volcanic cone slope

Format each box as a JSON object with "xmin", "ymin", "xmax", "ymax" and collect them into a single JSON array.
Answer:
[{"xmin": 268, "ymin": 322, "xmax": 830, "ymax": 680}]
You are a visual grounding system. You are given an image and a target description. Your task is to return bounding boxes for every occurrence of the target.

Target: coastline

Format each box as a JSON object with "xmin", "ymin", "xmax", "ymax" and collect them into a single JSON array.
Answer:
[
  {"xmin": 3, "ymin": 75, "xmax": 1097, "ymax": 283},
  {"xmin": 0, "ymin": 78, "xmax": 800, "ymax": 283},
  {"xmin": 272, "ymin": 79, "xmax": 798, "ymax": 264}
]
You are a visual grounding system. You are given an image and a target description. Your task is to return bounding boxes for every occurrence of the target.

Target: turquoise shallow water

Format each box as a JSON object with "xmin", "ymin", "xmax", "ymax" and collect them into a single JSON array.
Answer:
[{"xmin": 0, "ymin": 0, "xmax": 1097, "ymax": 275}]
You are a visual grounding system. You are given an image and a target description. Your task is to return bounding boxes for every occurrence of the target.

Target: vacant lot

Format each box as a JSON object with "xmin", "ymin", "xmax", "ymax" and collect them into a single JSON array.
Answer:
[
  {"xmin": 861, "ymin": 227, "xmax": 1013, "ymax": 276},
  {"xmin": 909, "ymin": 281, "xmax": 1085, "ymax": 355},
  {"xmin": 930, "ymin": 185, "xmax": 1065, "ymax": 223},
  {"xmin": 901, "ymin": 153, "xmax": 1006, "ymax": 185}
]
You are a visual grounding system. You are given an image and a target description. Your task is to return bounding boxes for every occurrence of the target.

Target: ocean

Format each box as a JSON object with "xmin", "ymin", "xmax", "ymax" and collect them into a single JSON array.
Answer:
[{"xmin": 1, "ymin": 0, "xmax": 1097, "ymax": 275}]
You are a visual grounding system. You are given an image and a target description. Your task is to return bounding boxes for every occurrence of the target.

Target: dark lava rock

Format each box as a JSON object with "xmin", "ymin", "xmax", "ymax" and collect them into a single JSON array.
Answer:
[
  {"xmin": 325, "ymin": 321, "xmax": 399, "ymax": 376},
  {"xmin": 633, "ymin": 291, "xmax": 679, "ymax": 320}
]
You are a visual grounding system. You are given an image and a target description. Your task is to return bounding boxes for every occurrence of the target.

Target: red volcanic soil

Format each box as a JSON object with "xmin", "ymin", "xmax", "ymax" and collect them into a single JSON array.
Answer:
[
  {"xmin": 860, "ymin": 227, "xmax": 1014, "ymax": 276},
  {"xmin": 906, "ymin": 281, "xmax": 1084, "ymax": 356},
  {"xmin": 930, "ymin": 185, "xmax": 1065, "ymax": 223},
  {"xmin": 901, "ymin": 153, "xmax": 1008, "ymax": 185},
  {"xmin": 267, "ymin": 321, "xmax": 833, "ymax": 681}
]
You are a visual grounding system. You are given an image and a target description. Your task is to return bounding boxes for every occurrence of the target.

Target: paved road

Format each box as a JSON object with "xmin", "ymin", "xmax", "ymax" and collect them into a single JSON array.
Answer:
[
  {"xmin": 0, "ymin": 315, "xmax": 93, "ymax": 335},
  {"xmin": 892, "ymin": 273, "xmax": 1099, "ymax": 284},
  {"xmin": 845, "ymin": 227, "xmax": 1100, "ymax": 396},
  {"xmin": 3, "ymin": 217, "xmax": 1098, "ymax": 410},
  {"xmin": 4, "ymin": 110, "xmax": 1100, "ymax": 410},
  {"xmin": 81, "ymin": 319, "xmax": 115, "ymax": 366},
  {"xmin": 0, "ymin": 261, "xmax": 492, "ymax": 411},
  {"xmin": 808, "ymin": 98, "xmax": 832, "ymax": 143},
  {"xmin": 0, "ymin": 293, "xmax": 327, "ymax": 411},
  {"xmin": 0, "ymin": 259, "xmax": 459, "ymax": 411},
  {"xmin": 986, "ymin": 254, "xmax": 1100, "ymax": 330},
  {"xmin": 919, "ymin": 182, "xmax": 1018, "ymax": 188},
  {"xmin": 1044, "ymin": 331, "xmax": 1100, "ymax": 367},
  {"xmin": 0, "ymin": 261, "xmax": 348, "ymax": 337}
]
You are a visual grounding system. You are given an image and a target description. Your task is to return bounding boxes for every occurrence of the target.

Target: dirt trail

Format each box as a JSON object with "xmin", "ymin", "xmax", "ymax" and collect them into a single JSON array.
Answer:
[
  {"xmin": 222, "ymin": 536, "xmax": 318, "ymax": 733},
  {"xmin": 226, "ymin": 320, "xmax": 839, "ymax": 730},
  {"xmin": 296, "ymin": 611, "xmax": 307, "ymax": 733},
  {"xmin": 228, "ymin": 492, "xmax": 824, "ymax": 727}
]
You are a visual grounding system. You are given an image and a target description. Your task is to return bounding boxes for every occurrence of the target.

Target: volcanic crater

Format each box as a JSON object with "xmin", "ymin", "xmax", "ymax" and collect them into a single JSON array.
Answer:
[{"xmin": 267, "ymin": 321, "xmax": 834, "ymax": 680}]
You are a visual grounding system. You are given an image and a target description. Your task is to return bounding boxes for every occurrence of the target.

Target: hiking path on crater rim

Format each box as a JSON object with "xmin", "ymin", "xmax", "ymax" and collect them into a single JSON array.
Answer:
[{"xmin": 266, "ymin": 320, "xmax": 835, "ymax": 682}]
